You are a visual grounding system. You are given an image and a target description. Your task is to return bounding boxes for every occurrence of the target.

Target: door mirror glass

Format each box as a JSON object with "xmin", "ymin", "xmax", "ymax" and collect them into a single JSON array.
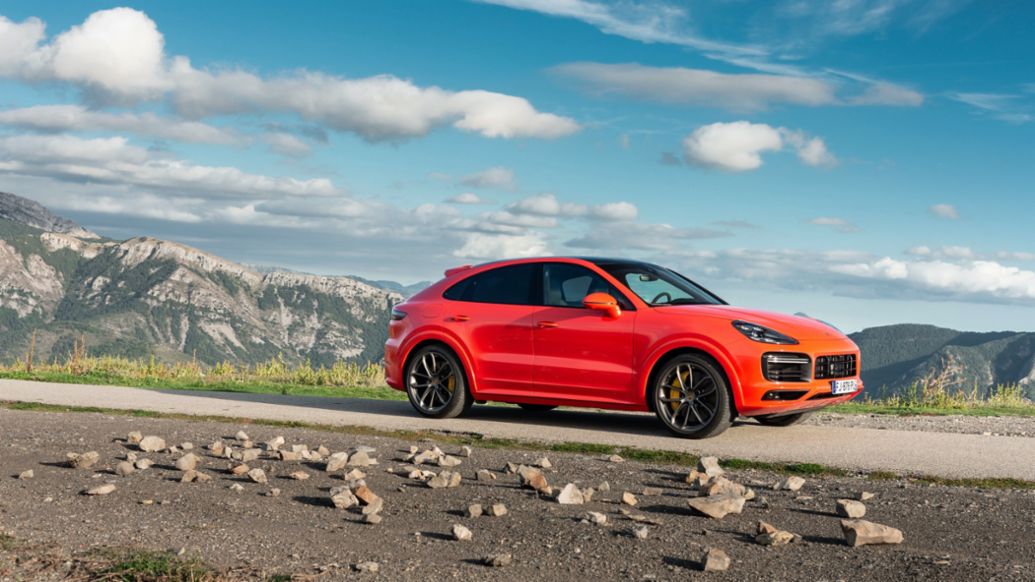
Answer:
[{"xmin": 582, "ymin": 292, "xmax": 621, "ymax": 319}]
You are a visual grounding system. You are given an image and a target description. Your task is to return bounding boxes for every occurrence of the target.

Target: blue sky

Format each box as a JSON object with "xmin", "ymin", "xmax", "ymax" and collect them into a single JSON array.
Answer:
[{"xmin": 0, "ymin": 0, "xmax": 1033, "ymax": 332}]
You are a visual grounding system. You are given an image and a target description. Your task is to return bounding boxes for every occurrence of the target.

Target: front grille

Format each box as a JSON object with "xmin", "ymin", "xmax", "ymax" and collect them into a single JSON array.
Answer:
[
  {"xmin": 814, "ymin": 354, "xmax": 857, "ymax": 379},
  {"xmin": 762, "ymin": 390, "xmax": 807, "ymax": 401},
  {"xmin": 762, "ymin": 353, "xmax": 811, "ymax": 382}
]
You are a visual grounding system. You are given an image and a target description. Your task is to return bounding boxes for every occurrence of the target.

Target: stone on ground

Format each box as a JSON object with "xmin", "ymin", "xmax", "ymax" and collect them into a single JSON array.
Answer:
[
  {"xmin": 755, "ymin": 521, "xmax": 800, "ymax": 546},
  {"xmin": 66, "ymin": 451, "xmax": 100, "ymax": 469},
  {"xmin": 460, "ymin": 445, "xmax": 473, "ymax": 457},
  {"xmin": 138, "ymin": 436, "xmax": 166, "ymax": 453},
  {"xmin": 622, "ymin": 491, "xmax": 638, "ymax": 506},
  {"xmin": 700, "ymin": 477, "xmax": 755, "ymax": 500},
  {"xmin": 354, "ymin": 485, "xmax": 381, "ymax": 506},
  {"xmin": 484, "ymin": 553, "xmax": 513, "ymax": 567},
  {"xmin": 702, "ymin": 548, "xmax": 731, "ymax": 572},
  {"xmin": 84, "ymin": 483, "xmax": 116, "ymax": 496},
  {"xmin": 859, "ymin": 491, "xmax": 876, "ymax": 501},
  {"xmin": 633, "ymin": 525, "xmax": 649, "ymax": 540},
  {"xmin": 556, "ymin": 483, "xmax": 585, "ymax": 505},
  {"xmin": 776, "ymin": 476, "xmax": 806, "ymax": 492},
  {"xmin": 330, "ymin": 487, "xmax": 359, "ymax": 509},
  {"xmin": 348, "ymin": 451, "xmax": 375, "ymax": 467},
  {"xmin": 175, "ymin": 453, "xmax": 200, "ymax": 472},
  {"xmin": 836, "ymin": 499, "xmax": 867, "ymax": 518},
  {"xmin": 134, "ymin": 459, "xmax": 153, "ymax": 470},
  {"xmin": 18, "ymin": 469, "xmax": 33, "ymax": 480},
  {"xmin": 114, "ymin": 462, "xmax": 134, "ymax": 477},
  {"xmin": 535, "ymin": 457, "xmax": 553, "ymax": 469},
  {"xmin": 607, "ymin": 454, "xmax": 624, "ymax": 463},
  {"xmin": 687, "ymin": 494, "xmax": 747, "ymax": 519},
  {"xmin": 476, "ymin": 469, "xmax": 496, "ymax": 482},
  {"xmin": 265, "ymin": 436, "xmax": 285, "ymax": 451},
  {"xmin": 363, "ymin": 513, "xmax": 383, "ymax": 525},
  {"xmin": 230, "ymin": 463, "xmax": 250, "ymax": 476},
  {"xmin": 586, "ymin": 511, "xmax": 608, "ymax": 525},
  {"xmin": 467, "ymin": 503, "xmax": 483, "ymax": 517},
  {"xmin": 452, "ymin": 524, "xmax": 473, "ymax": 541},
  {"xmin": 438, "ymin": 455, "xmax": 462, "ymax": 468},
  {"xmin": 840, "ymin": 519, "xmax": 904, "ymax": 547},
  {"xmin": 361, "ymin": 497, "xmax": 384, "ymax": 515},
  {"xmin": 127, "ymin": 431, "xmax": 143, "ymax": 444},
  {"xmin": 246, "ymin": 468, "xmax": 268, "ymax": 484},
  {"xmin": 697, "ymin": 456, "xmax": 724, "ymax": 478},
  {"xmin": 288, "ymin": 470, "xmax": 310, "ymax": 481},
  {"xmin": 427, "ymin": 470, "xmax": 461, "ymax": 489},
  {"xmin": 326, "ymin": 452, "xmax": 350, "ymax": 473},
  {"xmin": 355, "ymin": 561, "xmax": 379, "ymax": 573},
  {"xmin": 487, "ymin": 503, "xmax": 508, "ymax": 517},
  {"xmin": 239, "ymin": 449, "xmax": 261, "ymax": 463},
  {"xmin": 235, "ymin": 430, "xmax": 250, "ymax": 442}
]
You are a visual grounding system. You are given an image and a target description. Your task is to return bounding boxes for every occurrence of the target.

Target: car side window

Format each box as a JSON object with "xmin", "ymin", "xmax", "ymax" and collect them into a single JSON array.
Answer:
[
  {"xmin": 442, "ymin": 264, "xmax": 537, "ymax": 305},
  {"xmin": 542, "ymin": 263, "xmax": 632, "ymax": 309}
]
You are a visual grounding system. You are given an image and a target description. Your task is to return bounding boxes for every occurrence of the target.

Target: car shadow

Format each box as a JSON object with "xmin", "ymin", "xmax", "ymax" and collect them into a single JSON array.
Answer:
[{"xmin": 154, "ymin": 388, "xmax": 758, "ymax": 441}]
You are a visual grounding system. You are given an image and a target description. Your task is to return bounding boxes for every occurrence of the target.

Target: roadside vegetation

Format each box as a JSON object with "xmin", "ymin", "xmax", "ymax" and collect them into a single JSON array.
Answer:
[{"xmin": 1, "ymin": 346, "xmax": 1032, "ymax": 416}]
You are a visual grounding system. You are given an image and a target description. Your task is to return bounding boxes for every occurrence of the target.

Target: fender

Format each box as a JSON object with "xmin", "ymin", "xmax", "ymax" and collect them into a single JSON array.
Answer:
[
  {"xmin": 399, "ymin": 326, "xmax": 481, "ymax": 396},
  {"xmin": 638, "ymin": 335, "xmax": 745, "ymax": 412}
]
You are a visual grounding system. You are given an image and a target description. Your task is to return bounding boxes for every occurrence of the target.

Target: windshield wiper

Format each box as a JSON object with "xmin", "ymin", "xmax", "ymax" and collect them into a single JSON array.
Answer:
[{"xmin": 664, "ymin": 298, "xmax": 706, "ymax": 306}]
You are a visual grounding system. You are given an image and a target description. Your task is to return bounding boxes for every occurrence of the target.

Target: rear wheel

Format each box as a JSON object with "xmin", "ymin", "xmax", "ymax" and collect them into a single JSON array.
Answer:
[
  {"xmin": 405, "ymin": 345, "xmax": 470, "ymax": 419},
  {"xmin": 651, "ymin": 354, "xmax": 732, "ymax": 439},
  {"xmin": 517, "ymin": 403, "xmax": 557, "ymax": 413},
  {"xmin": 755, "ymin": 411, "xmax": 812, "ymax": 427}
]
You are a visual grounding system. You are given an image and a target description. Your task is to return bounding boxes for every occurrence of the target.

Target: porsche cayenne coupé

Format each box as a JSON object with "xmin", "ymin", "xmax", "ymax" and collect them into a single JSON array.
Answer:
[{"xmin": 384, "ymin": 257, "xmax": 862, "ymax": 438}]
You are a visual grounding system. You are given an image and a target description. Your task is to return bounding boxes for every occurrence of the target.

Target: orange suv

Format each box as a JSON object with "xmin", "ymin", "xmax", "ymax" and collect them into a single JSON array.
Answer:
[{"xmin": 385, "ymin": 257, "xmax": 862, "ymax": 438}]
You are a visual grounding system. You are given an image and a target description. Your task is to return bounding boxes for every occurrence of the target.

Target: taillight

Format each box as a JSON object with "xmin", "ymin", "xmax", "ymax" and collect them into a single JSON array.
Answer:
[{"xmin": 391, "ymin": 308, "xmax": 407, "ymax": 321}]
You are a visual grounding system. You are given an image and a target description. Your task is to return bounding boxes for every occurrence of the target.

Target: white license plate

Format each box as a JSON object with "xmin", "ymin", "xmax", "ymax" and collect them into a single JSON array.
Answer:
[{"xmin": 831, "ymin": 379, "xmax": 858, "ymax": 395}]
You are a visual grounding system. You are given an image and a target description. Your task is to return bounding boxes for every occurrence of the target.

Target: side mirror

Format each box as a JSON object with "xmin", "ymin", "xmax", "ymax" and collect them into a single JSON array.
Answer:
[{"xmin": 583, "ymin": 292, "xmax": 621, "ymax": 319}]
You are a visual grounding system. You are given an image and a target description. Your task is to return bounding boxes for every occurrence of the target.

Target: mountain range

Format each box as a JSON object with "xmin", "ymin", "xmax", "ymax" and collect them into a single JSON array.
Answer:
[{"xmin": 0, "ymin": 192, "xmax": 1031, "ymax": 398}]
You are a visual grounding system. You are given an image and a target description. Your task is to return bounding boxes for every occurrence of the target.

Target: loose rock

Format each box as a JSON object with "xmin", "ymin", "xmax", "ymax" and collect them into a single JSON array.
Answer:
[
  {"xmin": 702, "ymin": 548, "xmax": 731, "ymax": 572},
  {"xmin": 467, "ymin": 503, "xmax": 483, "ymax": 517},
  {"xmin": 859, "ymin": 491, "xmax": 876, "ymax": 501},
  {"xmin": 476, "ymin": 469, "xmax": 497, "ymax": 482},
  {"xmin": 363, "ymin": 513, "xmax": 383, "ymax": 525},
  {"xmin": 138, "ymin": 436, "xmax": 166, "ymax": 453},
  {"xmin": 836, "ymin": 499, "xmax": 867, "ymax": 518},
  {"xmin": 18, "ymin": 469, "xmax": 33, "ymax": 480},
  {"xmin": 230, "ymin": 463, "xmax": 250, "ymax": 476},
  {"xmin": 452, "ymin": 524, "xmax": 473, "ymax": 541},
  {"xmin": 755, "ymin": 521, "xmax": 800, "ymax": 546},
  {"xmin": 687, "ymin": 494, "xmax": 747, "ymax": 519},
  {"xmin": 326, "ymin": 452, "xmax": 350, "ymax": 473},
  {"xmin": 235, "ymin": 430, "xmax": 250, "ymax": 442},
  {"xmin": 698, "ymin": 456, "xmax": 725, "ymax": 478},
  {"xmin": 484, "ymin": 553, "xmax": 513, "ymax": 567},
  {"xmin": 776, "ymin": 476, "xmax": 806, "ymax": 492},
  {"xmin": 427, "ymin": 470, "xmax": 461, "ymax": 489},
  {"xmin": 265, "ymin": 436, "xmax": 285, "ymax": 451},
  {"xmin": 66, "ymin": 451, "xmax": 100, "ymax": 469},
  {"xmin": 134, "ymin": 459, "xmax": 153, "ymax": 470},
  {"xmin": 586, "ymin": 511, "xmax": 608, "ymax": 525},
  {"xmin": 487, "ymin": 503, "xmax": 508, "ymax": 517},
  {"xmin": 355, "ymin": 561, "xmax": 379, "ymax": 573},
  {"xmin": 607, "ymin": 454, "xmax": 624, "ymax": 463},
  {"xmin": 330, "ymin": 487, "xmax": 359, "ymax": 509},
  {"xmin": 841, "ymin": 519, "xmax": 904, "ymax": 547},
  {"xmin": 633, "ymin": 525, "xmax": 649, "ymax": 540},
  {"xmin": 247, "ymin": 468, "xmax": 268, "ymax": 484},
  {"xmin": 175, "ymin": 453, "xmax": 200, "ymax": 472},
  {"xmin": 114, "ymin": 462, "xmax": 134, "ymax": 477},
  {"xmin": 622, "ymin": 491, "xmax": 638, "ymax": 506},
  {"xmin": 556, "ymin": 483, "xmax": 585, "ymax": 505},
  {"xmin": 127, "ymin": 431, "xmax": 143, "ymax": 444},
  {"xmin": 288, "ymin": 470, "xmax": 311, "ymax": 481},
  {"xmin": 84, "ymin": 483, "xmax": 116, "ymax": 496}
]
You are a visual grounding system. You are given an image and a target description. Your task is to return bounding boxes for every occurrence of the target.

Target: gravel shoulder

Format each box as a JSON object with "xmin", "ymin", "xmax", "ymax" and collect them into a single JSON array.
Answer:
[
  {"xmin": 1, "ymin": 408, "xmax": 1034, "ymax": 581},
  {"xmin": 809, "ymin": 412, "xmax": 1035, "ymax": 437}
]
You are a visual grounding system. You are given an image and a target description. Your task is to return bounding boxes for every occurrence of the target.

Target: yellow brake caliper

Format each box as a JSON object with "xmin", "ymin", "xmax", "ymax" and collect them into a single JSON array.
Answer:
[
  {"xmin": 669, "ymin": 369, "xmax": 689, "ymax": 412},
  {"xmin": 447, "ymin": 375, "xmax": 456, "ymax": 393}
]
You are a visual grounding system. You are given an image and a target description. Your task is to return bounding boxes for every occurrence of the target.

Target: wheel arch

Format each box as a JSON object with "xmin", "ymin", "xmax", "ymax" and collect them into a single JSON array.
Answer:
[
  {"xmin": 641, "ymin": 340, "xmax": 743, "ymax": 417},
  {"xmin": 400, "ymin": 331, "xmax": 478, "ymax": 396}
]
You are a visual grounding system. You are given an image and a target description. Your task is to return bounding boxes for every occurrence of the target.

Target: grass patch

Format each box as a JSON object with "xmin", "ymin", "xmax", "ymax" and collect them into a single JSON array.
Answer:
[
  {"xmin": 830, "ymin": 401, "xmax": 1035, "ymax": 417},
  {"xmin": 6, "ymin": 399, "xmax": 1031, "ymax": 491},
  {"xmin": 100, "ymin": 550, "xmax": 214, "ymax": 582}
]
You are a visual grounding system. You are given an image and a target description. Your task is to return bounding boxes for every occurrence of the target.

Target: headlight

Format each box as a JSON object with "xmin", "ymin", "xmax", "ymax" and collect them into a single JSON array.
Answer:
[{"xmin": 732, "ymin": 320, "xmax": 798, "ymax": 345}]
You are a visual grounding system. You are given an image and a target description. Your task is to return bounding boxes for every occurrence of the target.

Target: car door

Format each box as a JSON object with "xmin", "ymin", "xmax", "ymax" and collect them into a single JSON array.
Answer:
[
  {"xmin": 531, "ymin": 262, "xmax": 638, "ymax": 405},
  {"xmin": 442, "ymin": 263, "xmax": 538, "ymax": 395}
]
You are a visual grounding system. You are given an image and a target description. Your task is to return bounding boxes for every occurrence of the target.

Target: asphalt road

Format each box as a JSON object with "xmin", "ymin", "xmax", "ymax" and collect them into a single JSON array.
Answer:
[{"xmin": 1, "ymin": 379, "xmax": 1032, "ymax": 481}]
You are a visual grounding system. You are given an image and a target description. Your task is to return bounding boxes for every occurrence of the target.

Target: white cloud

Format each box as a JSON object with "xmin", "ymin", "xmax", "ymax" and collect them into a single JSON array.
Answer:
[
  {"xmin": 58, "ymin": 192, "xmax": 204, "ymax": 223},
  {"xmin": 590, "ymin": 201, "xmax": 638, "ymax": 222},
  {"xmin": 929, "ymin": 203, "xmax": 959, "ymax": 220},
  {"xmin": 554, "ymin": 62, "xmax": 836, "ymax": 111},
  {"xmin": 0, "ymin": 105, "xmax": 239, "ymax": 144},
  {"xmin": 0, "ymin": 9, "xmax": 579, "ymax": 141},
  {"xmin": 447, "ymin": 192, "xmax": 483, "ymax": 204},
  {"xmin": 566, "ymin": 222, "xmax": 731, "ymax": 251},
  {"xmin": 682, "ymin": 121, "xmax": 836, "ymax": 171},
  {"xmin": 453, "ymin": 232, "xmax": 549, "ymax": 259},
  {"xmin": 474, "ymin": 0, "xmax": 764, "ymax": 56},
  {"xmin": 950, "ymin": 92, "xmax": 1032, "ymax": 124},
  {"xmin": 261, "ymin": 131, "xmax": 312, "ymax": 157},
  {"xmin": 809, "ymin": 216, "xmax": 858, "ymax": 233},
  {"xmin": 683, "ymin": 121, "xmax": 783, "ymax": 171},
  {"xmin": 848, "ymin": 81, "xmax": 924, "ymax": 106},
  {"xmin": 831, "ymin": 258, "xmax": 1035, "ymax": 302},
  {"xmin": 0, "ymin": 134, "xmax": 338, "ymax": 199},
  {"xmin": 460, "ymin": 166, "xmax": 516, "ymax": 190}
]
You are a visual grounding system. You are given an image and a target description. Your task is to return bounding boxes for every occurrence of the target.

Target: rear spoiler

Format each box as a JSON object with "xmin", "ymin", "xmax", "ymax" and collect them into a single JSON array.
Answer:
[{"xmin": 444, "ymin": 264, "xmax": 473, "ymax": 278}]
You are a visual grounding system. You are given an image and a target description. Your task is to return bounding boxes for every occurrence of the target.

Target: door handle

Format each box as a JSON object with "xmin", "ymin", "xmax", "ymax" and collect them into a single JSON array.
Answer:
[
  {"xmin": 537, "ymin": 321, "xmax": 559, "ymax": 329},
  {"xmin": 451, "ymin": 315, "xmax": 470, "ymax": 322}
]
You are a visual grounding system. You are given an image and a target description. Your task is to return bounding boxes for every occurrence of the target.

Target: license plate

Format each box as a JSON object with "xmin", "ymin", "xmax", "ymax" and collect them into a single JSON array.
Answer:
[{"xmin": 831, "ymin": 379, "xmax": 858, "ymax": 395}]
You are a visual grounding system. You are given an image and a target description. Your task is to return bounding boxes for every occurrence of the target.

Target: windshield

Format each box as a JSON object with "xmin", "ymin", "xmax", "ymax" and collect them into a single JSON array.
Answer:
[{"xmin": 597, "ymin": 262, "xmax": 725, "ymax": 306}]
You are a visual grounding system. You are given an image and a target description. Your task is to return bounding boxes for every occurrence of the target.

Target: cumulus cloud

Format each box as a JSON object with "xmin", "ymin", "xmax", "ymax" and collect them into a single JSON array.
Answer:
[
  {"xmin": 831, "ymin": 258, "xmax": 1035, "ymax": 302},
  {"xmin": 929, "ymin": 203, "xmax": 959, "ymax": 220},
  {"xmin": 453, "ymin": 232, "xmax": 549, "ymax": 259},
  {"xmin": 504, "ymin": 194, "xmax": 639, "ymax": 222},
  {"xmin": 0, "ymin": 134, "xmax": 337, "ymax": 199},
  {"xmin": 682, "ymin": 121, "xmax": 836, "ymax": 171},
  {"xmin": 0, "ymin": 9, "xmax": 579, "ymax": 141},
  {"xmin": 0, "ymin": 104, "xmax": 239, "ymax": 144},
  {"xmin": 590, "ymin": 201, "xmax": 638, "ymax": 222},
  {"xmin": 460, "ymin": 166, "xmax": 516, "ymax": 190},
  {"xmin": 566, "ymin": 222, "xmax": 731, "ymax": 251},
  {"xmin": 809, "ymin": 216, "xmax": 859, "ymax": 233}
]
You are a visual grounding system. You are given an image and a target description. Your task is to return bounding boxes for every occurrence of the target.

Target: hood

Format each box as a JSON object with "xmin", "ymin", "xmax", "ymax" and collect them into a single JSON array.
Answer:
[{"xmin": 656, "ymin": 304, "xmax": 846, "ymax": 341}]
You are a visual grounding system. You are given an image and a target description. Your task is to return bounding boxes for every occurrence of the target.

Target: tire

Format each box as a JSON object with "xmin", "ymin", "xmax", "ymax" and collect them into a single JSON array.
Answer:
[
  {"xmin": 650, "ymin": 353, "xmax": 732, "ymax": 439},
  {"xmin": 405, "ymin": 344, "xmax": 470, "ymax": 419},
  {"xmin": 517, "ymin": 403, "xmax": 557, "ymax": 413},
  {"xmin": 755, "ymin": 411, "xmax": 812, "ymax": 427}
]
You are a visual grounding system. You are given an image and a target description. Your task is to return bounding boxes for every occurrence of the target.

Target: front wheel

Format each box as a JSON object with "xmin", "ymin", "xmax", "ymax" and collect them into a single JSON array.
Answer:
[
  {"xmin": 405, "ymin": 345, "xmax": 470, "ymax": 419},
  {"xmin": 651, "ymin": 354, "xmax": 732, "ymax": 439},
  {"xmin": 755, "ymin": 411, "xmax": 811, "ymax": 427}
]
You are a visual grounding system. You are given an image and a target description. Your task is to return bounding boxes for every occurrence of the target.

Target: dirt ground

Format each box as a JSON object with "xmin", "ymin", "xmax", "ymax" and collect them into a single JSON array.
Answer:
[{"xmin": 1, "ymin": 408, "xmax": 1033, "ymax": 581}]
